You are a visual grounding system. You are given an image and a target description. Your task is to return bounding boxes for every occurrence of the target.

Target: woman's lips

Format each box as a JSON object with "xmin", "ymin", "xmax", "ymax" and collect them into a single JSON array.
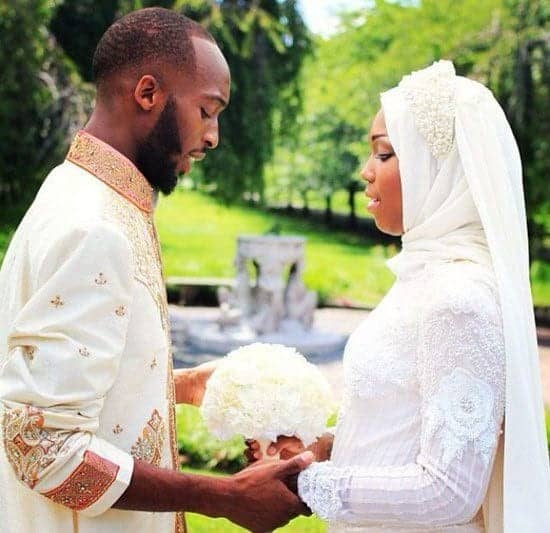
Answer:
[
  {"xmin": 367, "ymin": 198, "xmax": 381, "ymax": 212},
  {"xmin": 365, "ymin": 188, "xmax": 381, "ymax": 212}
]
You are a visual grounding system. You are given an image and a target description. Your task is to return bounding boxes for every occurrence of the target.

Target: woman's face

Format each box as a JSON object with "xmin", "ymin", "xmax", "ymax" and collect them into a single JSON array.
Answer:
[{"xmin": 360, "ymin": 110, "xmax": 404, "ymax": 236}]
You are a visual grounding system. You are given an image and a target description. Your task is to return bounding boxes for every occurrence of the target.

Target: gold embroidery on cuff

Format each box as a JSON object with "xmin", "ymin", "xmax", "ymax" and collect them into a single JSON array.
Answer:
[
  {"xmin": 23, "ymin": 346, "xmax": 36, "ymax": 360},
  {"xmin": 42, "ymin": 450, "xmax": 119, "ymax": 510},
  {"xmin": 2, "ymin": 406, "xmax": 70, "ymax": 488},
  {"xmin": 131, "ymin": 409, "xmax": 165, "ymax": 467}
]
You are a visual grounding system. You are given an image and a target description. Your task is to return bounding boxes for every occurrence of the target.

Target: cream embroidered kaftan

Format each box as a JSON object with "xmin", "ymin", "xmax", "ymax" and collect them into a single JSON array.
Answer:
[
  {"xmin": 298, "ymin": 260, "xmax": 505, "ymax": 532},
  {"xmin": 0, "ymin": 132, "xmax": 184, "ymax": 533}
]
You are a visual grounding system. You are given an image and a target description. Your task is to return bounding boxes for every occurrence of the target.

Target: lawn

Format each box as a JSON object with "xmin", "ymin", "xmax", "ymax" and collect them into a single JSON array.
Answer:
[{"xmin": 156, "ymin": 188, "xmax": 397, "ymax": 307}]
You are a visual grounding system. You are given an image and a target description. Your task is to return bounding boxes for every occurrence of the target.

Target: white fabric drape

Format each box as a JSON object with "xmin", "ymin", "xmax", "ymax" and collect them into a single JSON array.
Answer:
[{"xmin": 453, "ymin": 76, "xmax": 550, "ymax": 532}]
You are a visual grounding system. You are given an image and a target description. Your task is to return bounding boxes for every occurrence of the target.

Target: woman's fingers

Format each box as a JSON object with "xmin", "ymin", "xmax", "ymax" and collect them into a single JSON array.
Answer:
[
  {"xmin": 268, "ymin": 436, "xmax": 305, "ymax": 456},
  {"xmin": 244, "ymin": 439, "xmax": 262, "ymax": 463}
]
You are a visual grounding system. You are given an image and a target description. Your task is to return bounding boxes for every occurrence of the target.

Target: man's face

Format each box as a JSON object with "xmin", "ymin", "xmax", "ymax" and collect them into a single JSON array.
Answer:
[{"xmin": 137, "ymin": 37, "xmax": 230, "ymax": 195}]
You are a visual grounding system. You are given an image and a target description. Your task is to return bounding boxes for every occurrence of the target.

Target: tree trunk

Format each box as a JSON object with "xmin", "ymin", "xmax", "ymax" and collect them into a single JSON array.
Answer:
[
  {"xmin": 324, "ymin": 194, "xmax": 332, "ymax": 224},
  {"xmin": 348, "ymin": 185, "xmax": 357, "ymax": 229},
  {"xmin": 301, "ymin": 190, "xmax": 310, "ymax": 216}
]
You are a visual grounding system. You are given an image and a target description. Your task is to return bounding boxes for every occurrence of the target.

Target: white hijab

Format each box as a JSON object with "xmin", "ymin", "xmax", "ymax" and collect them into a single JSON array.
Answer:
[{"xmin": 381, "ymin": 61, "xmax": 550, "ymax": 532}]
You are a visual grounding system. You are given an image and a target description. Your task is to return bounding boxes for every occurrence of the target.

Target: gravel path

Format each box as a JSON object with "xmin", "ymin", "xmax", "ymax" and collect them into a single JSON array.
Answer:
[{"xmin": 170, "ymin": 305, "xmax": 550, "ymax": 406}]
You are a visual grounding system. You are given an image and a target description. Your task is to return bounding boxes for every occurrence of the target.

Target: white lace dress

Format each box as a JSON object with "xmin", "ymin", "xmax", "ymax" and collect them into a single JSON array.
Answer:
[{"xmin": 298, "ymin": 261, "xmax": 505, "ymax": 532}]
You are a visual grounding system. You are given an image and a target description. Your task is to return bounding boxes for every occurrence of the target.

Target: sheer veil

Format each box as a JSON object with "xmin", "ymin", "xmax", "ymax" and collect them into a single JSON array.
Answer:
[{"xmin": 381, "ymin": 61, "xmax": 550, "ymax": 532}]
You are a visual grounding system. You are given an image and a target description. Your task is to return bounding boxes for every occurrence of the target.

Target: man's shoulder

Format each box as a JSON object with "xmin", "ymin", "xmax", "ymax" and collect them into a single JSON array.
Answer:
[{"xmin": 24, "ymin": 162, "xmax": 134, "ymax": 256}]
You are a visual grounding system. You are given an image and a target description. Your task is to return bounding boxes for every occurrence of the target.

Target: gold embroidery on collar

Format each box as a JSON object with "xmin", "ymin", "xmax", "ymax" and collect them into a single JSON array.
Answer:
[{"xmin": 66, "ymin": 131, "xmax": 154, "ymax": 213}]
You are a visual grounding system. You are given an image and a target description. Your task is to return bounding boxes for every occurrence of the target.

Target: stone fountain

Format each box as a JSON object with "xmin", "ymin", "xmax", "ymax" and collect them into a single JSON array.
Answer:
[{"xmin": 185, "ymin": 235, "xmax": 346, "ymax": 357}]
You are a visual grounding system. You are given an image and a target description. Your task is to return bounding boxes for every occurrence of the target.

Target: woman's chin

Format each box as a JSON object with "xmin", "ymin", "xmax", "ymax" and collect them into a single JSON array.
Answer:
[{"xmin": 374, "ymin": 218, "xmax": 403, "ymax": 237}]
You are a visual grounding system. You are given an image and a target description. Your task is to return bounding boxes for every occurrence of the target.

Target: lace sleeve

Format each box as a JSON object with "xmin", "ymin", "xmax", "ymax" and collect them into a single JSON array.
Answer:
[{"xmin": 298, "ymin": 283, "xmax": 505, "ymax": 526}]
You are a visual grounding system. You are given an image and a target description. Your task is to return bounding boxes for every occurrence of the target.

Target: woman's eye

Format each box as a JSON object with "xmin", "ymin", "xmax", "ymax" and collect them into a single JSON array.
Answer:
[
  {"xmin": 201, "ymin": 107, "xmax": 211, "ymax": 119},
  {"xmin": 375, "ymin": 153, "xmax": 394, "ymax": 162}
]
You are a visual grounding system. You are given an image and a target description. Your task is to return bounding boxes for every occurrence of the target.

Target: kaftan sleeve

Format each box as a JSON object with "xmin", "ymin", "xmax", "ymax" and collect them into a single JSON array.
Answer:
[
  {"xmin": 0, "ymin": 222, "xmax": 135, "ymax": 517},
  {"xmin": 298, "ymin": 285, "xmax": 505, "ymax": 526}
]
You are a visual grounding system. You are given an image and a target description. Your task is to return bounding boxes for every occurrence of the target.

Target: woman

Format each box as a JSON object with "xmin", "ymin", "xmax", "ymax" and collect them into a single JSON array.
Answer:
[{"xmin": 252, "ymin": 61, "xmax": 550, "ymax": 532}]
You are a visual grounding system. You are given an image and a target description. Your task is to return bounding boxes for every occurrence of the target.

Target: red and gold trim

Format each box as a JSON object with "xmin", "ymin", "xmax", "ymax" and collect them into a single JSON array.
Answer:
[{"xmin": 42, "ymin": 450, "xmax": 119, "ymax": 510}]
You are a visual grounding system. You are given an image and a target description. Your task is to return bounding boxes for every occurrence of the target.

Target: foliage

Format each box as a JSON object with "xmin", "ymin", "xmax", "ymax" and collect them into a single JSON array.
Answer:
[
  {"xmin": 176, "ymin": 404, "xmax": 246, "ymax": 472},
  {"xmin": 472, "ymin": 0, "xmax": 549, "ymax": 260},
  {"xmin": 0, "ymin": 0, "xmax": 89, "ymax": 206},
  {"xmin": 175, "ymin": 0, "xmax": 311, "ymax": 202}
]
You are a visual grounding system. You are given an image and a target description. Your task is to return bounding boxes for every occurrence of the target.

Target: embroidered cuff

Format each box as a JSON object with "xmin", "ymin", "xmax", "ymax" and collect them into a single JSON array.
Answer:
[
  {"xmin": 41, "ymin": 436, "xmax": 133, "ymax": 517},
  {"xmin": 298, "ymin": 461, "xmax": 343, "ymax": 520}
]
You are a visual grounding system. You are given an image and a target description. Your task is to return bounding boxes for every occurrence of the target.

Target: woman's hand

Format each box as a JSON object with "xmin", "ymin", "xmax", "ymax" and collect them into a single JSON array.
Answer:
[
  {"xmin": 174, "ymin": 360, "xmax": 219, "ymax": 406},
  {"xmin": 245, "ymin": 432, "xmax": 334, "ymax": 463}
]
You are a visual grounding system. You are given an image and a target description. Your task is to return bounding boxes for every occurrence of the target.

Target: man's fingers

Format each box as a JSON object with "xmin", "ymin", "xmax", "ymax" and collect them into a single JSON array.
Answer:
[{"xmin": 276, "ymin": 451, "xmax": 314, "ymax": 478}]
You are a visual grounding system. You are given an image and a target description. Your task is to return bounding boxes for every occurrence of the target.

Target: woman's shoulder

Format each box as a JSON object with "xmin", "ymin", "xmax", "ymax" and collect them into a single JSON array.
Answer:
[{"xmin": 424, "ymin": 261, "xmax": 501, "ymax": 323}]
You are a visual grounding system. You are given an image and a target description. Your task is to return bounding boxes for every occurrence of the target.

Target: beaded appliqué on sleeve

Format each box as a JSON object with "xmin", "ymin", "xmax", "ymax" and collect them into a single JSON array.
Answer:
[
  {"xmin": 2, "ymin": 405, "xmax": 71, "ymax": 489},
  {"xmin": 42, "ymin": 450, "xmax": 119, "ymax": 510},
  {"xmin": 298, "ymin": 461, "xmax": 344, "ymax": 520},
  {"xmin": 399, "ymin": 60, "xmax": 456, "ymax": 159},
  {"xmin": 423, "ymin": 367, "xmax": 497, "ymax": 468}
]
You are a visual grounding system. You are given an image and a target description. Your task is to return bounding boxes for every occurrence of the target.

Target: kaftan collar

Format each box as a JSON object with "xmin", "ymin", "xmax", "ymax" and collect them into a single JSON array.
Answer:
[{"xmin": 66, "ymin": 130, "xmax": 154, "ymax": 213}]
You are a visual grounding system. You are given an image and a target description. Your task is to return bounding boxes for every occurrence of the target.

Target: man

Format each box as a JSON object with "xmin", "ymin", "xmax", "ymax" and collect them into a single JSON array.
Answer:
[{"xmin": 0, "ymin": 8, "xmax": 312, "ymax": 533}]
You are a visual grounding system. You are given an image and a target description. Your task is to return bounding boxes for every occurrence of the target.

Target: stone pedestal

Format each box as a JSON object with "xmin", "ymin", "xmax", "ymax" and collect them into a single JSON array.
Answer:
[{"xmin": 186, "ymin": 235, "xmax": 345, "ymax": 356}]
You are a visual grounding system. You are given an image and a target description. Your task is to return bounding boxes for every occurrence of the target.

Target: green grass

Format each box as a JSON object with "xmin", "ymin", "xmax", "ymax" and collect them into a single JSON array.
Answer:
[
  {"xmin": 156, "ymin": 189, "xmax": 396, "ymax": 307},
  {"xmin": 177, "ymin": 405, "xmax": 326, "ymax": 532}
]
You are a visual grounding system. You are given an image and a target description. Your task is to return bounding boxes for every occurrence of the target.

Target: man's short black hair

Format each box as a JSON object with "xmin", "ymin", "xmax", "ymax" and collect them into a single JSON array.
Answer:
[{"xmin": 92, "ymin": 7, "xmax": 215, "ymax": 91}]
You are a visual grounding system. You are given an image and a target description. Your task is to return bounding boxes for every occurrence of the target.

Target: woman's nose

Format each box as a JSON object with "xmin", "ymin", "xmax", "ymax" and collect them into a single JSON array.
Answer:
[{"xmin": 360, "ymin": 160, "xmax": 374, "ymax": 183}]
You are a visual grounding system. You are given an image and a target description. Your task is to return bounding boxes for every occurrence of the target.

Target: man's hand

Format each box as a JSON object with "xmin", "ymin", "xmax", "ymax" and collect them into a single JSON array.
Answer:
[
  {"xmin": 221, "ymin": 451, "xmax": 314, "ymax": 532},
  {"xmin": 115, "ymin": 452, "xmax": 313, "ymax": 532},
  {"xmin": 174, "ymin": 360, "xmax": 219, "ymax": 406},
  {"xmin": 246, "ymin": 433, "xmax": 334, "ymax": 463}
]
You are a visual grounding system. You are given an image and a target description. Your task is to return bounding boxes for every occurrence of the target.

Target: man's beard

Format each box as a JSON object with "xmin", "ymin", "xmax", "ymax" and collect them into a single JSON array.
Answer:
[{"xmin": 136, "ymin": 96, "xmax": 182, "ymax": 195}]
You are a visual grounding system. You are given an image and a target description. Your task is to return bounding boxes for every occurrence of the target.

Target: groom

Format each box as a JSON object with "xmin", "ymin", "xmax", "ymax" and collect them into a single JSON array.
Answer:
[{"xmin": 0, "ymin": 8, "xmax": 312, "ymax": 533}]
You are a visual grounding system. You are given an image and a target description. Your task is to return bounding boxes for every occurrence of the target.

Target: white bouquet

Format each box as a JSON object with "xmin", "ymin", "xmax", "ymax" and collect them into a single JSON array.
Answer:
[{"xmin": 200, "ymin": 343, "xmax": 333, "ymax": 450}]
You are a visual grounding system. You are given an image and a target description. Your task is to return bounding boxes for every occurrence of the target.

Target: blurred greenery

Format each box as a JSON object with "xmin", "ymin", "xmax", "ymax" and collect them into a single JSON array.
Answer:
[{"xmin": 176, "ymin": 403, "xmax": 247, "ymax": 473}]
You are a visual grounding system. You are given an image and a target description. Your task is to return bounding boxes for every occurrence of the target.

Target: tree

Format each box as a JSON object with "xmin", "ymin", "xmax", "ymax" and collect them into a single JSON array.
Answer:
[
  {"xmin": 0, "ymin": 0, "xmax": 89, "ymax": 208},
  {"xmin": 449, "ymin": 0, "xmax": 549, "ymax": 259},
  {"xmin": 176, "ymin": 0, "xmax": 311, "ymax": 202}
]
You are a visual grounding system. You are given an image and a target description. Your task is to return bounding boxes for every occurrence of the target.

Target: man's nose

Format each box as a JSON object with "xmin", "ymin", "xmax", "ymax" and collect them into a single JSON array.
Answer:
[{"xmin": 203, "ymin": 122, "xmax": 219, "ymax": 150}]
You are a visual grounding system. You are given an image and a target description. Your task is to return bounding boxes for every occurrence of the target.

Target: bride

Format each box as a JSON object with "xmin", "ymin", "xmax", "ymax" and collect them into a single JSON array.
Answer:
[{"xmin": 250, "ymin": 61, "xmax": 550, "ymax": 532}]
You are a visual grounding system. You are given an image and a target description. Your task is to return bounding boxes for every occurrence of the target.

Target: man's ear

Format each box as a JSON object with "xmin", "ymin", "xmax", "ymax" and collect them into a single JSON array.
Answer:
[{"xmin": 133, "ymin": 75, "xmax": 163, "ymax": 111}]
